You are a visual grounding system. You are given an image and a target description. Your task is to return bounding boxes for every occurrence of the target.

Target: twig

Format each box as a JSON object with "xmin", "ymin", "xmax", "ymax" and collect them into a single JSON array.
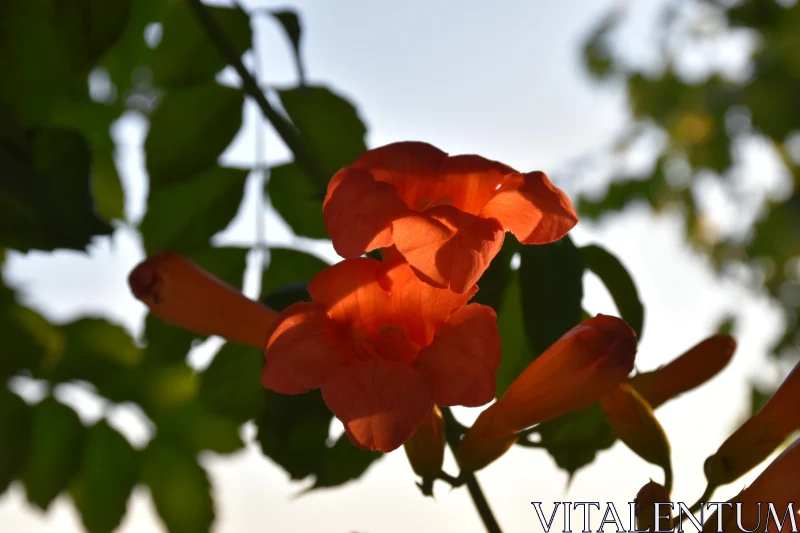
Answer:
[
  {"xmin": 188, "ymin": 0, "xmax": 328, "ymax": 188},
  {"xmin": 440, "ymin": 407, "xmax": 503, "ymax": 533}
]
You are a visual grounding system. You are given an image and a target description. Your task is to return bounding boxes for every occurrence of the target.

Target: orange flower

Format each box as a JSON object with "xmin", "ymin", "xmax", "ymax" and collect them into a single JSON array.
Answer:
[
  {"xmin": 323, "ymin": 142, "xmax": 578, "ymax": 293},
  {"xmin": 704, "ymin": 360, "xmax": 800, "ymax": 488},
  {"xmin": 261, "ymin": 257, "xmax": 501, "ymax": 453},
  {"xmin": 129, "ymin": 252, "xmax": 278, "ymax": 349},
  {"xmin": 404, "ymin": 405, "xmax": 446, "ymax": 479},
  {"xmin": 458, "ymin": 315, "xmax": 637, "ymax": 471},
  {"xmin": 628, "ymin": 334, "xmax": 736, "ymax": 409},
  {"xmin": 703, "ymin": 437, "xmax": 800, "ymax": 533},
  {"xmin": 635, "ymin": 481, "xmax": 673, "ymax": 533}
]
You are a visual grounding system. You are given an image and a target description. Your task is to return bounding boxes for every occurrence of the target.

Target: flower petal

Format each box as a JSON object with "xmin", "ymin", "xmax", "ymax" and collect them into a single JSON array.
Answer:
[
  {"xmin": 321, "ymin": 361, "xmax": 433, "ymax": 452},
  {"xmin": 261, "ymin": 302, "xmax": 345, "ymax": 394},
  {"xmin": 480, "ymin": 171, "xmax": 578, "ymax": 244},
  {"xmin": 128, "ymin": 252, "xmax": 278, "ymax": 349},
  {"xmin": 307, "ymin": 258, "xmax": 474, "ymax": 346},
  {"xmin": 323, "ymin": 167, "xmax": 409, "ymax": 258},
  {"xmin": 474, "ymin": 314, "xmax": 637, "ymax": 438},
  {"xmin": 417, "ymin": 304, "xmax": 501, "ymax": 407},
  {"xmin": 392, "ymin": 205, "xmax": 505, "ymax": 293},
  {"xmin": 353, "ymin": 142, "xmax": 514, "ymax": 214}
]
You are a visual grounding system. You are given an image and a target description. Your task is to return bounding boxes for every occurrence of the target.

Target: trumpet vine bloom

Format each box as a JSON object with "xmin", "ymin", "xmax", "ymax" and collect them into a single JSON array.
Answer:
[
  {"xmin": 404, "ymin": 405, "xmax": 446, "ymax": 479},
  {"xmin": 323, "ymin": 142, "xmax": 578, "ymax": 293},
  {"xmin": 128, "ymin": 252, "xmax": 278, "ymax": 349},
  {"xmin": 704, "ymin": 360, "xmax": 800, "ymax": 488},
  {"xmin": 262, "ymin": 257, "xmax": 501, "ymax": 453},
  {"xmin": 458, "ymin": 315, "xmax": 637, "ymax": 471},
  {"xmin": 628, "ymin": 334, "xmax": 736, "ymax": 409},
  {"xmin": 702, "ymin": 437, "xmax": 800, "ymax": 533}
]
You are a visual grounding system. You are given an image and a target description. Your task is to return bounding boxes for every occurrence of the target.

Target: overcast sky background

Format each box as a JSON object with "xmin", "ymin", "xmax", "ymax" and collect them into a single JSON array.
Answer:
[{"xmin": 0, "ymin": 0, "xmax": 791, "ymax": 531}]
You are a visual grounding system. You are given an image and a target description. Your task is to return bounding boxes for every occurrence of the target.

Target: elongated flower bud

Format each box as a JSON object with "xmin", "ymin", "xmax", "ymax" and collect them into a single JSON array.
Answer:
[
  {"xmin": 704, "ymin": 361, "xmax": 800, "ymax": 488},
  {"xmin": 458, "ymin": 314, "xmax": 637, "ymax": 471},
  {"xmin": 635, "ymin": 481, "xmax": 673, "ymax": 533},
  {"xmin": 703, "ymin": 437, "xmax": 800, "ymax": 533},
  {"xmin": 600, "ymin": 384, "xmax": 671, "ymax": 488},
  {"xmin": 129, "ymin": 252, "xmax": 278, "ymax": 349},
  {"xmin": 404, "ymin": 405, "xmax": 445, "ymax": 479},
  {"xmin": 629, "ymin": 334, "xmax": 736, "ymax": 409}
]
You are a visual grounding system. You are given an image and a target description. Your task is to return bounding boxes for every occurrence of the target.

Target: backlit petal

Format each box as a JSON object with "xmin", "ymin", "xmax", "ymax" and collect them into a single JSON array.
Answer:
[
  {"xmin": 321, "ymin": 361, "xmax": 433, "ymax": 452},
  {"xmin": 392, "ymin": 205, "xmax": 505, "ymax": 293},
  {"xmin": 417, "ymin": 304, "xmax": 501, "ymax": 407},
  {"xmin": 323, "ymin": 167, "xmax": 409, "ymax": 258},
  {"xmin": 480, "ymin": 171, "xmax": 578, "ymax": 244},
  {"xmin": 261, "ymin": 302, "xmax": 345, "ymax": 394}
]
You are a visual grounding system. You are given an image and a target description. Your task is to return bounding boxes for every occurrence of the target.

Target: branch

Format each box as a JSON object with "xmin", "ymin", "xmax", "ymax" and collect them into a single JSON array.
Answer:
[
  {"xmin": 188, "ymin": 0, "xmax": 329, "ymax": 188},
  {"xmin": 440, "ymin": 407, "xmax": 503, "ymax": 533}
]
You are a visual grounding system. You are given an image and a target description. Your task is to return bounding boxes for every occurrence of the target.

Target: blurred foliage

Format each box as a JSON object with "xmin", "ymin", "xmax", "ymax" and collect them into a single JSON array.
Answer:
[
  {"xmin": 1, "ymin": 0, "xmax": 745, "ymax": 530},
  {"xmin": 579, "ymin": 0, "xmax": 800, "ymax": 369}
]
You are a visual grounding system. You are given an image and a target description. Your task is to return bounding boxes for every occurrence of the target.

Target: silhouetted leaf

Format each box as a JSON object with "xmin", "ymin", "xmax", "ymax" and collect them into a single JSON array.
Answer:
[
  {"xmin": 267, "ymin": 162, "xmax": 328, "ymax": 239},
  {"xmin": 472, "ymin": 238, "xmax": 518, "ymax": 312},
  {"xmin": 201, "ymin": 342, "xmax": 265, "ymax": 422},
  {"xmin": 22, "ymin": 398, "xmax": 86, "ymax": 510},
  {"xmin": 152, "ymin": 3, "xmax": 251, "ymax": 88},
  {"xmin": 581, "ymin": 244, "xmax": 644, "ymax": 339},
  {"xmin": 270, "ymin": 10, "xmax": 305, "ymax": 84},
  {"xmin": 141, "ymin": 166, "xmax": 249, "ymax": 254},
  {"xmin": 0, "ymin": 125, "xmax": 112, "ymax": 251},
  {"xmin": 155, "ymin": 400, "xmax": 244, "ymax": 455},
  {"xmin": 256, "ymin": 389, "xmax": 331, "ymax": 480},
  {"xmin": 518, "ymin": 236, "xmax": 584, "ymax": 355},
  {"xmin": 261, "ymin": 247, "xmax": 329, "ymax": 298},
  {"xmin": 73, "ymin": 422, "xmax": 139, "ymax": 533},
  {"xmin": 145, "ymin": 83, "xmax": 243, "ymax": 185},
  {"xmin": 143, "ymin": 439, "xmax": 214, "ymax": 533},
  {"xmin": 277, "ymin": 85, "xmax": 367, "ymax": 189},
  {"xmin": 533, "ymin": 403, "xmax": 616, "ymax": 478},
  {"xmin": 309, "ymin": 435, "xmax": 381, "ymax": 490},
  {"xmin": 494, "ymin": 272, "xmax": 534, "ymax": 397},
  {"xmin": 0, "ymin": 389, "xmax": 30, "ymax": 494}
]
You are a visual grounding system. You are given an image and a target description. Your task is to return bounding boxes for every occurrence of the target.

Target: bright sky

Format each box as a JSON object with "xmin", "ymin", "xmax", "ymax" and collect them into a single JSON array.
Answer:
[{"xmin": 0, "ymin": 0, "xmax": 789, "ymax": 532}]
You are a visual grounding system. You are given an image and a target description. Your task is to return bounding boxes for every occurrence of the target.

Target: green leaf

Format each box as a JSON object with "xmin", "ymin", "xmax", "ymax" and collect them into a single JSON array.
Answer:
[
  {"xmin": 152, "ymin": 3, "xmax": 251, "ymax": 88},
  {"xmin": 22, "ymin": 398, "xmax": 86, "ymax": 510},
  {"xmin": 0, "ymin": 288, "xmax": 60, "ymax": 380},
  {"xmin": 200, "ymin": 342, "xmax": 265, "ymax": 422},
  {"xmin": 277, "ymin": 85, "xmax": 368, "ymax": 190},
  {"xmin": 309, "ymin": 435, "xmax": 381, "ymax": 491},
  {"xmin": 255, "ymin": 389, "xmax": 332, "ymax": 480},
  {"xmin": 0, "ymin": 0, "xmax": 85, "ymax": 125},
  {"xmin": 581, "ymin": 244, "xmax": 644, "ymax": 339},
  {"xmin": 48, "ymin": 318, "xmax": 142, "ymax": 386},
  {"xmin": 73, "ymin": 422, "xmax": 139, "ymax": 533},
  {"xmin": 154, "ymin": 400, "xmax": 244, "ymax": 455},
  {"xmin": 261, "ymin": 247, "xmax": 329, "ymax": 298},
  {"xmin": 0, "ymin": 389, "xmax": 31, "ymax": 494},
  {"xmin": 518, "ymin": 236, "xmax": 584, "ymax": 355},
  {"xmin": 267, "ymin": 162, "xmax": 328, "ymax": 239},
  {"xmin": 141, "ymin": 166, "xmax": 249, "ymax": 254},
  {"xmin": 472, "ymin": 238, "xmax": 518, "ymax": 312},
  {"xmin": 533, "ymin": 403, "xmax": 616, "ymax": 478},
  {"xmin": 262, "ymin": 281, "xmax": 313, "ymax": 312},
  {"xmin": 494, "ymin": 272, "xmax": 535, "ymax": 397},
  {"xmin": 0, "ymin": 125, "xmax": 113, "ymax": 252},
  {"xmin": 145, "ymin": 83, "xmax": 243, "ymax": 186},
  {"xmin": 270, "ymin": 10, "xmax": 304, "ymax": 84},
  {"xmin": 143, "ymin": 439, "xmax": 214, "ymax": 533}
]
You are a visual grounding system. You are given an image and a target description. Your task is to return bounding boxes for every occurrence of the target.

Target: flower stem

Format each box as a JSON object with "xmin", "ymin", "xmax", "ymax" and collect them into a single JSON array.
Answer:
[
  {"xmin": 188, "ymin": 0, "xmax": 329, "ymax": 189},
  {"xmin": 441, "ymin": 407, "xmax": 503, "ymax": 533}
]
